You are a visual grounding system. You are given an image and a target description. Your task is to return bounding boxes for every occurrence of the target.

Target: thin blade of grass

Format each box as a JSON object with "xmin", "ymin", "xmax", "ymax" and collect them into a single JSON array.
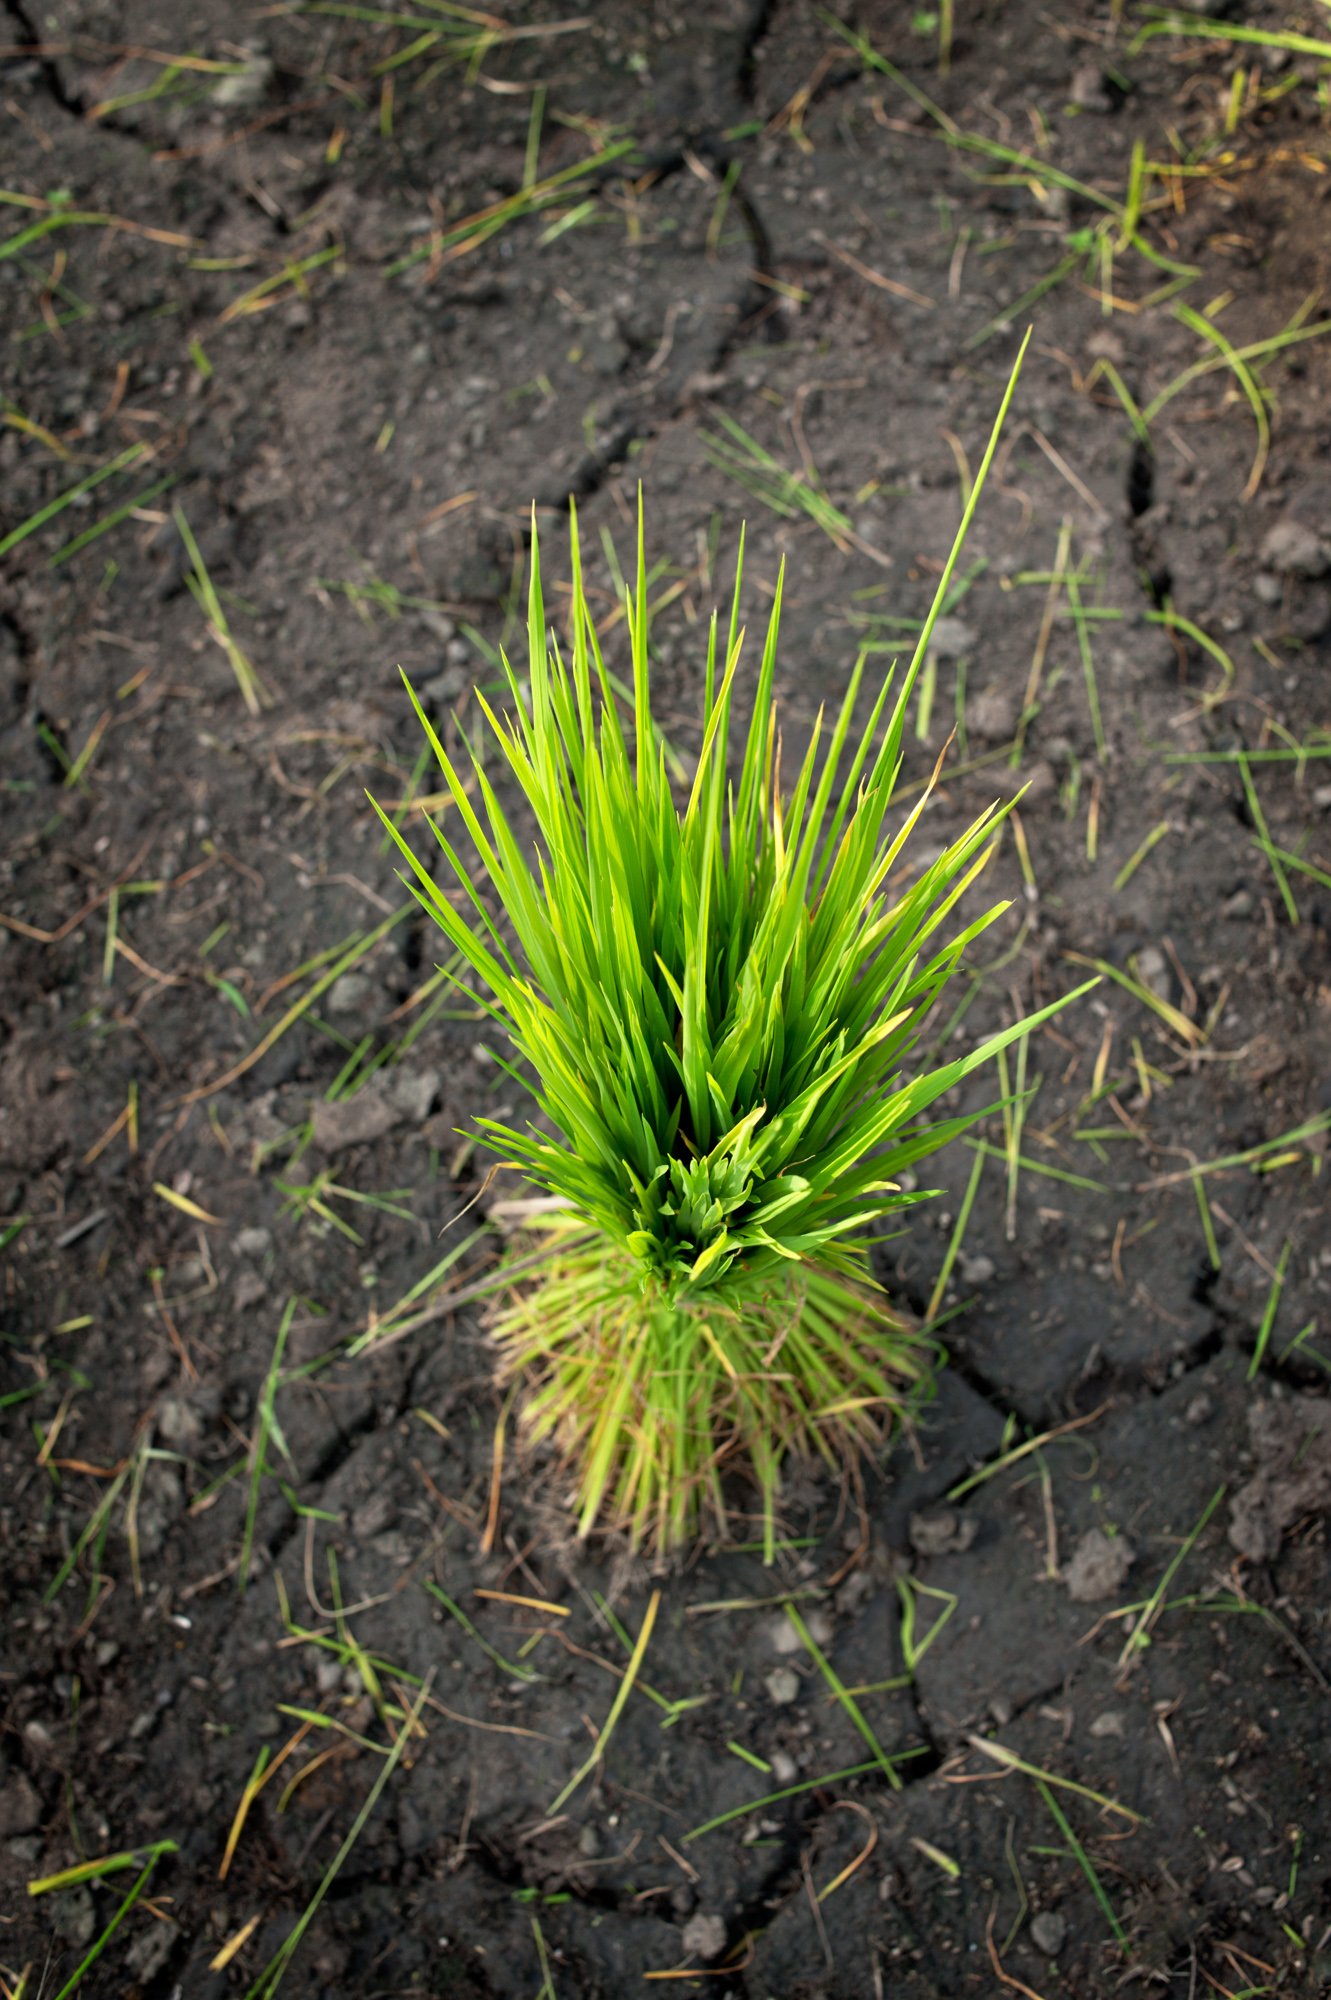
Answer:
[
  {"xmin": 783, "ymin": 1601, "xmax": 902, "ymax": 1790},
  {"xmin": 549, "ymin": 1589, "xmax": 660, "ymax": 1813},
  {"xmin": 1033, "ymin": 1778, "xmax": 1126, "ymax": 1949},
  {"xmin": 684, "ymin": 1754, "xmax": 930, "ymax": 1841},
  {"xmin": 1237, "ymin": 752, "xmax": 1298, "ymax": 924},
  {"xmin": 967, "ymin": 1735, "xmax": 1143, "ymax": 1823},
  {"xmin": 33, "ymin": 1843, "xmax": 179, "ymax": 2000},
  {"xmin": 1117, "ymin": 1484, "xmax": 1226, "ymax": 1666},
  {"xmin": 242, "ymin": 1678, "xmax": 432, "ymax": 1999},
  {"xmin": 0, "ymin": 444, "xmax": 147, "ymax": 558},
  {"xmin": 1248, "ymin": 1239, "xmax": 1292, "ymax": 1382}
]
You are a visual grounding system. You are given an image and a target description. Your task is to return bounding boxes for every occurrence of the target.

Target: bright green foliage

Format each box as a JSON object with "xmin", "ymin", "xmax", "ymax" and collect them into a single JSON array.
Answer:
[{"xmin": 374, "ymin": 340, "xmax": 1090, "ymax": 1553}]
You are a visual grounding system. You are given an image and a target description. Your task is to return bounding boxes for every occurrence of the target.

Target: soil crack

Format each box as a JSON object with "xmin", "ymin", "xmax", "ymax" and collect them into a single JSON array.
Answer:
[
  {"xmin": 736, "ymin": 0, "xmax": 778, "ymax": 106},
  {"xmin": 3, "ymin": 0, "xmax": 84, "ymax": 115},
  {"xmin": 261, "ymin": 1389, "xmax": 394, "ymax": 1569},
  {"xmin": 935, "ymin": 1346, "xmax": 1028, "ymax": 1432},
  {"xmin": 0, "ymin": 606, "xmax": 36, "ymax": 709},
  {"xmin": 523, "ymin": 169, "xmax": 780, "ymax": 525}
]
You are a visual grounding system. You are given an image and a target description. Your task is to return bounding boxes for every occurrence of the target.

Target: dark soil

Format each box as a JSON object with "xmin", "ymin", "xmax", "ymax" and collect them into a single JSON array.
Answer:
[{"xmin": 3, "ymin": 2, "xmax": 1331, "ymax": 1995}]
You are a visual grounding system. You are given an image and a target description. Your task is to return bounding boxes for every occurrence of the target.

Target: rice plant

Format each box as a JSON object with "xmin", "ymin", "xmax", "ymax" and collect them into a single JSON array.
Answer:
[{"xmin": 373, "ymin": 340, "xmax": 1091, "ymax": 1555}]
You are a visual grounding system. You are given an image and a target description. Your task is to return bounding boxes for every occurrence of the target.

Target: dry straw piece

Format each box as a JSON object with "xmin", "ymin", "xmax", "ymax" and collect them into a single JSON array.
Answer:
[{"xmin": 375, "ymin": 332, "xmax": 1090, "ymax": 1555}]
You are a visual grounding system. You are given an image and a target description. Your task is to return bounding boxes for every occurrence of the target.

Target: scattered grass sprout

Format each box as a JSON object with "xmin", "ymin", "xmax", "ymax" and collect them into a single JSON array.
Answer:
[
  {"xmin": 174, "ymin": 507, "xmax": 268, "ymax": 715},
  {"xmin": 684, "ymin": 1751, "xmax": 932, "ymax": 1842},
  {"xmin": 27, "ymin": 1843, "xmax": 179, "ymax": 2000},
  {"xmin": 783, "ymin": 1600, "xmax": 902, "ymax": 1789},
  {"xmin": 241, "ymin": 1678, "xmax": 432, "ymax": 2000}
]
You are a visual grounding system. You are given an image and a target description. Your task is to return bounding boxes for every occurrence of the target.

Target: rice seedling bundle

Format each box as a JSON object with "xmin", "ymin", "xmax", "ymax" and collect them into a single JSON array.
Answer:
[{"xmin": 375, "ymin": 340, "xmax": 1089, "ymax": 1554}]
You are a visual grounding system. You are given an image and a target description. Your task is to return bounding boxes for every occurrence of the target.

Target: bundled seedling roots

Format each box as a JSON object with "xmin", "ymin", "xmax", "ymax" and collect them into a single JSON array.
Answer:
[
  {"xmin": 490, "ymin": 1215, "xmax": 940, "ymax": 1557},
  {"xmin": 374, "ymin": 335, "xmax": 1091, "ymax": 1554}
]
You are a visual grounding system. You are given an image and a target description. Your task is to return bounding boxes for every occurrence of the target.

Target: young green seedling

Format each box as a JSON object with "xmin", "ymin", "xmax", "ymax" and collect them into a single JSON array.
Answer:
[{"xmin": 375, "ymin": 336, "xmax": 1093, "ymax": 1554}]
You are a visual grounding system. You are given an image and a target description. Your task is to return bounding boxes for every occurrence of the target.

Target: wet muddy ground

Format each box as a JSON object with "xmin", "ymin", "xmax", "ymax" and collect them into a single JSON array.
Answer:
[{"xmin": 3, "ymin": 1, "xmax": 1331, "ymax": 1994}]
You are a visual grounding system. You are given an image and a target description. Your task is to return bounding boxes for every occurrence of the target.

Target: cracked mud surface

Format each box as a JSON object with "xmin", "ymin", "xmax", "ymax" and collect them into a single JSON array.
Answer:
[{"xmin": 3, "ymin": 2, "xmax": 1331, "ymax": 1994}]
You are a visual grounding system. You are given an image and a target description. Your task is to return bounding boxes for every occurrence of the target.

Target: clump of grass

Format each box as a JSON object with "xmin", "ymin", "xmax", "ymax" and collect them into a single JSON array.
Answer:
[{"xmin": 375, "ymin": 340, "xmax": 1090, "ymax": 1554}]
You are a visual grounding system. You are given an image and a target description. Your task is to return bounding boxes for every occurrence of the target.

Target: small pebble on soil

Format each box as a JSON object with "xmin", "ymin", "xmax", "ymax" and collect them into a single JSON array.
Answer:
[
  {"xmin": 765, "ymin": 1667, "xmax": 801, "ymax": 1706},
  {"xmin": 1031, "ymin": 1910, "xmax": 1067, "ymax": 1957},
  {"xmin": 326, "ymin": 970, "xmax": 377, "ymax": 1017},
  {"xmin": 1133, "ymin": 946, "xmax": 1171, "ymax": 1004}
]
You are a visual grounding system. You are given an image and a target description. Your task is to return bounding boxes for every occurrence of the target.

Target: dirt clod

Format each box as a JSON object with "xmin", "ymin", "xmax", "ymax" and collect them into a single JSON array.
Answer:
[
  {"xmin": 909, "ymin": 1509, "xmax": 979, "ymax": 1557},
  {"xmin": 967, "ymin": 684, "xmax": 1020, "ymax": 744},
  {"xmin": 51, "ymin": 1888, "xmax": 95, "ymax": 1948},
  {"xmin": 1069, "ymin": 65, "xmax": 1112, "ymax": 113},
  {"xmin": 928, "ymin": 616, "xmax": 978, "ymax": 661},
  {"xmin": 681, "ymin": 1913, "xmax": 728, "ymax": 1962},
  {"xmin": 1063, "ymin": 1528, "xmax": 1134, "ymax": 1602},
  {"xmin": 311, "ymin": 1068, "xmax": 440, "ymax": 1149},
  {"xmin": 0, "ymin": 1775, "xmax": 41, "ymax": 1838},
  {"xmin": 1230, "ymin": 1397, "xmax": 1331, "ymax": 1563},
  {"xmin": 1258, "ymin": 519, "xmax": 1330, "ymax": 578}
]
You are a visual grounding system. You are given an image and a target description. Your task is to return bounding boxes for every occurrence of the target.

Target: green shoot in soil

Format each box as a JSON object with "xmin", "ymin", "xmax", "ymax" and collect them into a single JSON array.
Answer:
[
  {"xmin": 830, "ymin": 13, "xmax": 1200, "ymax": 338},
  {"xmin": 911, "ymin": 1837, "xmax": 960, "ymax": 1878},
  {"xmin": 386, "ymin": 139, "xmax": 634, "ymax": 278},
  {"xmin": 1141, "ymin": 300, "xmax": 1331, "ymax": 500},
  {"xmin": 948, "ymin": 1405, "xmax": 1107, "ymax": 1503},
  {"xmin": 45, "ymin": 1428, "xmax": 147, "ymax": 1612},
  {"xmin": 783, "ymin": 1600, "xmax": 901, "ymax": 1789},
  {"xmin": 1249, "ymin": 1241, "xmax": 1292, "ymax": 1381},
  {"xmin": 50, "ymin": 474, "xmax": 176, "ymax": 568},
  {"xmin": 0, "ymin": 445, "xmax": 148, "ymax": 560},
  {"xmin": 238, "ymin": 1299, "xmax": 298, "ymax": 1591},
  {"xmin": 532, "ymin": 1915, "xmax": 558, "ymax": 2000},
  {"xmin": 1131, "ymin": 12, "xmax": 1331, "ymax": 64},
  {"xmin": 179, "ymin": 904, "xmax": 412, "ymax": 1106},
  {"xmin": 175, "ymin": 507, "xmax": 268, "ymax": 715},
  {"xmin": 1117, "ymin": 1484, "xmax": 1226, "ymax": 1667},
  {"xmin": 28, "ymin": 1842, "xmax": 178, "ymax": 2000},
  {"xmin": 1034, "ymin": 1778, "xmax": 1126, "ymax": 1949},
  {"xmin": 423, "ymin": 1581, "xmax": 541, "ymax": 1683},
  {"xmin": 896, "ymin": 1573, "xmax": 957, "ymax": 1670},
  {"xmin": 549, "ymin": 1589, "xmax": 660, "ymax": 1812},
  {"xmin": 1238, "ymin": 753, "xmax": 1299, "ymax": 924},
  {"xmin": 968, "ymin": 1734, "xmax": 1144, "ymax": 1824},
  {"xmin": 700, "ymin": 411, "xmax": 863, "ymax": 554},
  {"xmin": 684, "ymin": 1749, "xmax": 933, "ymax": 1841},
  {"xmin": 926, "ymin": 1146, "xmax": 984, "ymax": 1322},
  {"xmin": 242, "ymin": 1678, "xmax": 431, "ymax": 1999},
  {"xmin": 968, "ymin": 1735, "xmax": 1138, "ymax": 1949}
]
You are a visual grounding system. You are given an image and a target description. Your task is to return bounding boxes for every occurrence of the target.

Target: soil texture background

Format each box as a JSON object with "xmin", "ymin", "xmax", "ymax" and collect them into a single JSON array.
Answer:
[{"xmin": 3, "ymin": 2, "xmax": 1331, "ymax": 1995}]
